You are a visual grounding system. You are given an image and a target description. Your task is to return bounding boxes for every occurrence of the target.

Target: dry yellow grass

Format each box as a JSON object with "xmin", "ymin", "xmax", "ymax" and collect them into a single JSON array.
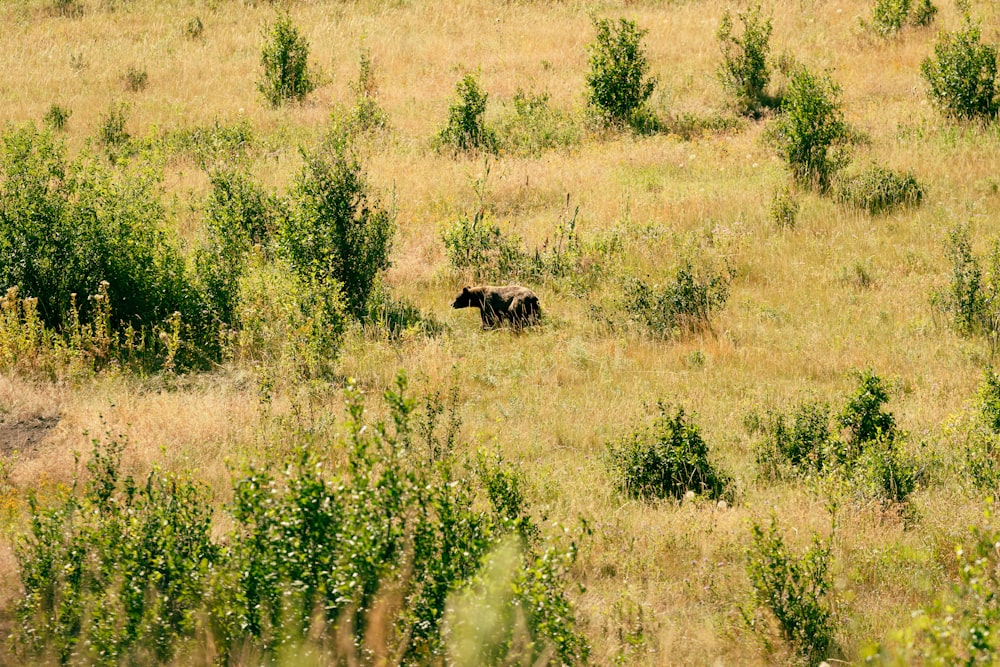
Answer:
[{"xmin": 3, "ymin": 0, "xmax": 1000, "ymax": 663}]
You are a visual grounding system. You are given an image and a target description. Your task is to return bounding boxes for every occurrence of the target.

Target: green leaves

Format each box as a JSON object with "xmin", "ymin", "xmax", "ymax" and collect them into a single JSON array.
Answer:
[
  {"xmin": 586, "ymin": 17, "xmax": 657, "ymax": 129},
  {"xmin": 921, "ymin": 19, "xmax": 999, "ymax": 121}
]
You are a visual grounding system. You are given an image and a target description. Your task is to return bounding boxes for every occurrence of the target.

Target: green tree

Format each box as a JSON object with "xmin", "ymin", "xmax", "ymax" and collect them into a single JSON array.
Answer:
[{"xmin": 585, "ymin": 17, "xmax": 657, "ymax": 128}]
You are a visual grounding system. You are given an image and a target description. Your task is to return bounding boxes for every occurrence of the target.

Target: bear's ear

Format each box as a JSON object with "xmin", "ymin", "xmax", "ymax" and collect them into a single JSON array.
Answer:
[{"xmin": 462, "ymin": 286, "xmax": 470, "ymax": 294}]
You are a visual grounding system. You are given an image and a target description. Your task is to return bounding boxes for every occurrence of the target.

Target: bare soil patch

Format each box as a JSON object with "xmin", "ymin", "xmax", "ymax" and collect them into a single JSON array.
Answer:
[{"xmin": 0, "ymin": 414, "xmax": 60, "ymax": 458}]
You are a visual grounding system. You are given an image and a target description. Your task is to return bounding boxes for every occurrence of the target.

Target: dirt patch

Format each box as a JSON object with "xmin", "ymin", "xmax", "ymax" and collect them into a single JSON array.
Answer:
[{"xmin": 0, "ymin": 414, "xmax": 60, "ymax": 458}]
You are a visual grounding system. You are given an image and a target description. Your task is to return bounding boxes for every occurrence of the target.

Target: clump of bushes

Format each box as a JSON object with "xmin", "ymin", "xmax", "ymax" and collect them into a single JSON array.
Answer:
[
  {"xmin": 767, "ymin": 65, "xmax": 851, "ymax": 192},
  {"xmin": 42, "ymin": 104, "xmax": 71, "ymax": 131},
  {"xmin": 437, "ymin": 73, "xmax": 496, "ymax": 153},
  {"xmin": 862, "ymin": 0, "xmax": 937, "ymax": 38},
  {"xmin": 585, "ymin": 17, "xmax": 657, "ymax": 131},
  {"xmin": 606, "ymin": 403, "xmax": 732, "ymax": 502},
  {"xmin": 621, "ymin": 260, "xmax": 731, "ymax": 338},
  {"xmin": 770, "ymin": 186, "xmax": 800, "ymax": 229},
  {"xmin": 960, "ymin": 369, "xmax": 1000, "ymax": 491},
  {"xmin": 744, "ymin": 515, "xmax": 835, "ymax": 665},
  {"xmin": 835, "ymin": 163, "xmax": 924, "ymax": 215},
  {"xmin": 0, "ymin": 124, "xmax": 203, "ymax": 358},
  {"xmin": 717, "ymin": 4, "xmax": 776, "ymax": 116},
  {"xmin": 751, "ymin": 370, "xmax": 919, "ymax": 508},
  {"xmin": 258, "ymin": 10, "xmax": 316, "ymax": 107},
  {"xmin": 279, "ymin": 139, "xmax": 394, "ymax": 319},
  {"xmin": 13, "ymin": 377, "xmax": 590, "ymax": 665},
  {"xmin": 921, "ymin": 19, "xmax": 998, "ymax": 122}
]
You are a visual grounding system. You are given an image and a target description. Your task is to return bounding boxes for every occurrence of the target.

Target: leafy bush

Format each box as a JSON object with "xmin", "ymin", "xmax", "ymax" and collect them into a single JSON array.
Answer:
[
  {"xmin": 42, "ymin": 104, "xmax": 71, "ymax": 131},
  {"xmin": 717, "ymin": 4, "xmax": 775, "ymax": 116},
  {"xmin": 438, "ymin": 73, "xmax": 496, "ymax": 153},
  {"xmin": 123, "ymin": 65, "xmax": 148, "ymax": 92},
  {"xmin": 911, "ymin": 0, "xmax": 938, "ymax": 27},
  {"xmin": 934, "ymin": 224, "xmax": 1000, "ymax": 352},
  {"xmin": 161, "ymin": 118, "xmax": 256, "ymax": 168},
  {"xmin": 961, "ymin": 369, "xmax": 1000, "ymax": 491},
  {"xmin": 770, "ymin": 186, "xmax": 800, "ymax": 229},
  {"xmin": 0, "ymin": 124, "xmax": 203, "ymax": 351},
  {"xmin": 745, "ymin": 516, "xmax": 835, "ymax": 664},
  {"xmin": 835, "ymin": 368, "xmax": 897, "ymax": 462},
  {"xmin": 195, "ymin": 169, "xmax": 278, "ymax": 330},
  {"xmin": 257, "ymin": 11, "xmax": 316, "ymax": 107},
  {"xmin": 363, "ymin": 282, "xmax": 444, "ymax": 341},
  {"xmin": 183, "ymin": 16, "xmax": 203, "ymax": 40},
  {"xmin": 835, "ymin": 163, "xmax": 924, "ymax": 215},
  {"xmin": 621, "ymin": 260, "xmax": 731, "ymax": 338},
  {"xmin": 14, "ymin": 376, "xmax": 590, "ymax": 665},
  {"xmin": 606, "ymin": 403, "xmax": 732, "ymax": 501},
  {"xmin": 98, "ymin": 101, "xmax": 131, "ymax": 150},
  {"xmin": 442, "ymin": 209, "xmax": 528, "ymax": 283},
  {"xmin": 921, "ymin": 20, "xmax": 999, "ymax": 121},
  {"xmin": 768, "ymin": 66, "xmax": 851, "ymax": 191},
  {"xmin": 279, "ymin": 141, "xmax": 394, "ymax": 319},
  {"xmin": 862, "ymin": 0, "xmax": 936, "ymax": 37},
  {"xmin": 346, "ymin": 47, "xmax": 389, "ymax": 134},
  {"xmin": 585, "ymin": 17, "xmax": 657, "ymax": 129},
  {"xmin": 495, "ymin": 88, "xmax": 581, "ymax": 156},
  {"xmin": 753, "ymin": 399, "xmax": 833, "ymax": 480},
  {"xmin": 233, "ymin": 253, "xmax": 345, "ymax": 380},
  {"xmin": 15, "ymin": 433, "xmax": 216, "ymax": 665},
  {"xmin": 888, "ymin": 523, "xmax": 1000, "ymax": 664}
]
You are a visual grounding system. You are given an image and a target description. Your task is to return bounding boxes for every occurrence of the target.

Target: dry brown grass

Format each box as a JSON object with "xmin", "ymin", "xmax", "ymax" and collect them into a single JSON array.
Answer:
[{"xmin": 4, "ymin": 0, "xmax": 1000, "ymax": 663}]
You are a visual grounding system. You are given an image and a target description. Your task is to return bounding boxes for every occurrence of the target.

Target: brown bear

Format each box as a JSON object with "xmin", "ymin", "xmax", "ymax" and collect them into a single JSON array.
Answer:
[{"xmin": 452, "ymin": 285, "xmax": 541, "ymax": 329}]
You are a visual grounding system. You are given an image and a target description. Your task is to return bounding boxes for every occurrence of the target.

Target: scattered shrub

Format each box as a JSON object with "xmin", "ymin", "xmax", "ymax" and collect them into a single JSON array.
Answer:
[
  {"xmin": 585, "ymin": 17, "xmax": 657, "ymax": 129},
  {"xmin": 835, "ymin": 368, "xmax": 897, "ymax": 462},
  {"xmin": 123, "ymin": 65, "xmax": 148, "ymax": 92},
  {"xmin": 861, "ymin": 0, "xmax": 937, "ymax": 36},
  {"xmin": 42, "ymin": 104, "xmax": 71, "ymax": 131},
  {"xmin": 621, "ymin": 260, "xmax": 731, "ymax": 338},
  {"xmin": 717, "ymin": 4, "xmax": 775, "ymax": 116},
  {"xmin": 745, "ymin": 515, "xmax": 835, "ymax": 664},
  {"xmin": 279, "ymin": 141, "xmax": 394, "ymax": 319},
  {"xmin": 934, "ymin": 223, "xmax": 1000, "ymax": 353},
  {"xmin": 438, "ymin": 73, "xmax": 496, "ymax": 153},
  {"xmin": 257, "ymin": 11, "xmax": 316, "ymax": 107},
  {"xmin": 767, "ymin": 66, "xmax": 851, "ymax": 191},
  {"xmin": 921, "ymin": 19, "xmax": 999, "ymax": 121},
  {"xmin": 606, "ymin": 403, "xmax": 732, "ymax": 501},
  {"xmin": 442, "ymin": 209, "xmax": 528, "ymax": 283},
  {"xmin": 363, "ymin": 282, "xmax": 444, "ymax": 341},
  {"xmin": 98, "ymin": 101, "xmax": 131, "ymax": 150},
  {"xmin": 753, "ymin": 399, "xmax": 833, "ymax": 480},
  {"xmin": 51, "ymin": 0, "xmax": 83, "ymax": 17},
  {"xmin": 770, "ymin": 186, "xmax": 800, "ymax": 229},
  {"xmin": 961, "ymin": 369, "xmax": 1000, "ymax": 491},
  {"xmin": 495, "ymin": 88, "xmax": 581, "ymax": 156},
  {"xmin": 347, "ymin": 47, "xmax": 389, "ymax": 134},
  {"xmin": 162, "ymin": 118, "xmax": 257, "ymax": 168},
  {"xmin": 184, "ymin": 16, "xmax": 203, "ymax": 39},
  {"xmin": 835, "ymin": 163, "xmax": 924, "ymax": 215}
]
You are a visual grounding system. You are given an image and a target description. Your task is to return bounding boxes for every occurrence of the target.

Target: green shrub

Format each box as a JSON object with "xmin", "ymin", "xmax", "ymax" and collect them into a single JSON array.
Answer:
[
  {"xmin": 15, "ymin": 433, "xmax": 216, "ymax": 664},
  {"xmin": 347, "ymin": 47, "xmax": 389, "ymax": 134},
  {"xmin": 621, "ymin": 260, "xmax": 731, "ymax": 338},
  {"xmin": 0, "ymin": 124, "xmax": 204, "ymax": 354},
  {"xmin": 162, "ymin": 118, "xmax": 256, "ymax": 168},
  {"xmin": 606, "ymin": 403, "xmax": 732, "ymax": 501},
  {"xmin": 233, "ymin": 253, "xmax": 345, "ymax": 380},
  {"xmin": 42, "ymin": 104, "xmax": 71, "ymax": 131},
  {"xmin": 279, "ymin": 141, "xmax": 394, "ymax": 319},
  {"xmin": 961, "ymin": 369, "xmax": 1000, "ymax": 491},
  {"xmin": 98, "ymin": 101, "xmax": 130, "ymax": 150},
  {"xmin": 184, "ymin": 16, "xmax": 203, "ymax": 40},
  {"xmin": 195, "ymin": 169, "xmax": 277, "ymax": 330},
  {"xmin": 745, "ymin": 516, "xmax": 835, "ymax": 664},
  {"xmin": 585, "ymin": 17, "xmax": 657, "ymax": 129},
  {"xmin": 438, "ymin": 73, "xmax": 496, "ymax": 153},
  {"xmin": 770, "ymin": 186, "xmax": 800, "ymax": 229},
  {"xmin": 495, "ymin": 88, "xmax": 581, "ymax": 156},
  {"xmin": 257, "ymin": 11, "xmax": 316, "ymax": 107},
  {"xmin": 921, "ymin": 19, "xmax": 999, "ymax": 121},
  {"xmin": 835, "ymin": 163, "xmax": 924, "ymax": 215},
  {"xmin": 717, "ymin": 4, "xmax": 775, "ymax": 116},
  {"xmin": 886, "ymin": 524, "xmax": 1000, "ymax": 664},
  {"xmin": 754, "ymin": 399, "xmax": 833, "ymax": 480},
  {"xmin": 768, "ymin": 66, "xmax": 851, "ymax": 192},
  {"xmin": 911, "ymin": 0, "xmax": 938, "ymax": 27},
  {"xmin": 363, "ymin": 282, "xmax": 444, "ymax": 341},
  {"xmin": 866, "ymin": 0, "xmax": 911, "ymax": 37},
  {"xmin": 835, "ymin": 368, "xmax": 897, "ymax": 461},
  {"xmin": 442, "ymin": 210, "xmax": 528, "ymax": 283},
  {"xmin": 123, "ymin": 65, "xmax": 148, "ymax": 92},
  {"xmin": 934, "ymin": 224, "xmax": 1000, "ymax": 352}
]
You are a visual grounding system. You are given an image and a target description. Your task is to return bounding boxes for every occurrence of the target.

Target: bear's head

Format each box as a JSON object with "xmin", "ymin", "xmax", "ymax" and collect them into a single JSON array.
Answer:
[{"xmin": 452, "ymin": 286, "xmax": 479, "ymax": 309}]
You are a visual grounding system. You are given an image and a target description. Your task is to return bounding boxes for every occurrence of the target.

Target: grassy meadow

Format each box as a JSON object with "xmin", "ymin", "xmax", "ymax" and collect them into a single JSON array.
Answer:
[{"xmin": 3, "ymin": 0, "xmax": 1000, "ymax": 664}]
